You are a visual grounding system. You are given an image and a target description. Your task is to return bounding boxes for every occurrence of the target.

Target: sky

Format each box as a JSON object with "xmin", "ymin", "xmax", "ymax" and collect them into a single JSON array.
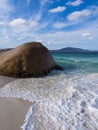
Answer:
[{"xmin": 0, "ymin": 0, "xmax": 98, "ymax": 50}]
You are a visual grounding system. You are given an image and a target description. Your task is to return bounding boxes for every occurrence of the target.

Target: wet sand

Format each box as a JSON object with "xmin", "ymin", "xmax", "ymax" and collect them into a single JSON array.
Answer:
[
  {"xmin": 0, "ymin": 76, "xmax": 16, "ymax": 88},
  {"xmin": 0, "ymin": 97, "xmax": 33, "ymax": 130}
]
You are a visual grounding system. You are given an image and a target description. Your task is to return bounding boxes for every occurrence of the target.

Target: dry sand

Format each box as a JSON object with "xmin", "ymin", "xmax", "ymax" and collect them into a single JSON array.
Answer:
[{"xmin": 0, "ymin": 97, "xmax": 33, "ymax": 130}]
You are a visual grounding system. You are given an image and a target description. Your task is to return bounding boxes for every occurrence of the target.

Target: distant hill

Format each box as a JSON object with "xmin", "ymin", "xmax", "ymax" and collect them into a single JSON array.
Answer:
[{"xmin": 51, "ymin": 47, "xmax": 98, "ymax": 53}]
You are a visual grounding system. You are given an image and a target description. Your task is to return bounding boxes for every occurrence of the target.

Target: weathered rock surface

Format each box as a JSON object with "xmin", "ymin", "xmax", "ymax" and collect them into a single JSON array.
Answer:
[{"xmin": 0, "ymin": 42, "xmax": 61, "ymax": 78}]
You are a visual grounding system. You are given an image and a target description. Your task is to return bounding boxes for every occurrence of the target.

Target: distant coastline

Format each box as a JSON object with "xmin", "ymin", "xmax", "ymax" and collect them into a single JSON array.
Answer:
[
  {"xmin": 1, "ymin": 46, "xmax": 98, "ymax": 53},
  {"xmin": 51, "ymin": 47, "xmax": 98, "ymax": 53}
]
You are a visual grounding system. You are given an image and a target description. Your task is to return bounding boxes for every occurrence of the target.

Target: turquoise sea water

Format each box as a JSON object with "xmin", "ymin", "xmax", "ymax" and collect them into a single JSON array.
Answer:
[{"xmin": 52, "ymin": 52, "xmax": 98, "ymax": 73}]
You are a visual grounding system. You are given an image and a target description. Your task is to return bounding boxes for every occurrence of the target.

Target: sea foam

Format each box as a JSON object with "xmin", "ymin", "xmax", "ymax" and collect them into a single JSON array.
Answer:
[{"xmin": 0, "ymin": 71, "xmax": 98, "ymax": 130}]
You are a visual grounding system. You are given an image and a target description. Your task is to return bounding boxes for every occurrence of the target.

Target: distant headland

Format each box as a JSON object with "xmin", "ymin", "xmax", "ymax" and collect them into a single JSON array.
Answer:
[{"xmin": 51, "ymin": 47, "xmax": 98, "ymax": 53}]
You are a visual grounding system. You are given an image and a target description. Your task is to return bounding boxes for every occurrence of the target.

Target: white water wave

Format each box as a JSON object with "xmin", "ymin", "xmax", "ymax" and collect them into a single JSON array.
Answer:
[{"xmin": 0, "ymin": 72, "xmax": 98, "ymax": 130}]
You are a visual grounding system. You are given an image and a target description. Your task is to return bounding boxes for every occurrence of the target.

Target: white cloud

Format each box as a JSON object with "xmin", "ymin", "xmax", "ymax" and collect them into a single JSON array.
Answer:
[
  {"xmin": 17, "ymin": 36, "xmax": 26, "ymax": 40},
  {"xmin": 38, "ymin": 22, "xmax": 98, "ymax": 49},
  {"xmin": 0, "ymin": 19, "xmax": 98, "ymax": 49},
  {"xmin": 67, "ymin": 9, "xmax": 91, "ymax": 21},
  {"xmin": 82, "ymin": 32, "xmax": 91, "ymax": 37},
  {"xmin": 67, "ymin": 0, "xmax": 83, "ymax": 6},
  {"xmin": 9, "ymin": 18, "xmax": 26, "ymax": 27},
  {"xmin": 53, "ymin": 20, "xmax": 81, "ymax": 29},
  {"xmin": 49, "ymin": 6, "xmax": 66, "ymax": 13},
  {"xmin": 41, "ymin": 0, "xmax": 53, "ymax": 4},
  {"xmin": 33, "ymin": 0, "xmax": 49, "ymax": 22},
  {"xmin": 0, "ymin": 0, "xmax": 13, "ymax": 20},
  {"xmin": 67, "ymin": 6, "xmax": 98, "ymax": 22},
  {"xmin": 90, "ymin": 6, "xmax": 98, "ymax": 16},
  {"xmin": 8, "ymin": 18, "xmax": 47, "ymax": 36},
  {"xmin": 30, "ymin": 21, "xmax": 38, "ymax": 27},
  {"xmin": 9, "ymin": 18, "xmax": 38, "ymax": 34},
  {"xmin": 0, "ymin": 22, "xmax": 4, "ymax": 26},
  {"xmin": 4, "ymin": 35, "xmax": 10, "ymax": 40},
  {"xmin": 53, "ymin": 22, "xmax": 67, "ymax": 29},
  {"xmin": 0, "ymin": 0, "xmax": 12, "ymax": 12},
  {"xmin": 82, "ymin": 32, "xmax": 93, "ymax": 40}
]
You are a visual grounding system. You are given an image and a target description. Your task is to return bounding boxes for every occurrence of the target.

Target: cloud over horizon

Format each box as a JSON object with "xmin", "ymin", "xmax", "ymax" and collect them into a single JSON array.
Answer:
[{"xmin": 0, "ymin": 0, "xmax": 98, "ymax": 50}]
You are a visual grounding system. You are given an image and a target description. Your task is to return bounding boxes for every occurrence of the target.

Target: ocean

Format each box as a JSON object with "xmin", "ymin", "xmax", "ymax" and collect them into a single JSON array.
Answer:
[
  {"xmin": 0, "ymin": 52, "xmax": 98, "ymax": 130},
  {"xmin": 53, "ymin": 52, "xmax": 98, "ymax": 73}
]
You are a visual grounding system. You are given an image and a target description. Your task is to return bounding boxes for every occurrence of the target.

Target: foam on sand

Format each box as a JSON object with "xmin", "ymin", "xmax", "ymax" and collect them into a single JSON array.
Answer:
[{"xmin": 0, "ymin": 72, "xmax": 98, "ymax": 130}]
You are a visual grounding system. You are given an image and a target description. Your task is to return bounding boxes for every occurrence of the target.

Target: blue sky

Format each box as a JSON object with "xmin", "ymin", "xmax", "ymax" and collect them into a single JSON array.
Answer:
[{"xmin": 0, "ymin": 0, "xmax": 98, "ymax": 50}]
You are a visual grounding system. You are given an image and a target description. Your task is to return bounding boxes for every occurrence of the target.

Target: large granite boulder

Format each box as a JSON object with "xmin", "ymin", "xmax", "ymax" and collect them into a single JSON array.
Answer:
[{"xmin": 0, "ymin": 42, "xmax": 61, "ymax": 78}]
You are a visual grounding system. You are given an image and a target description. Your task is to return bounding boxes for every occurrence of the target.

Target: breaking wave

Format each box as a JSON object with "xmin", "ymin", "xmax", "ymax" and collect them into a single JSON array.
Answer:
[{"xmin": 0, "ymin": 70, "xmax": 98, "ymax": 130}]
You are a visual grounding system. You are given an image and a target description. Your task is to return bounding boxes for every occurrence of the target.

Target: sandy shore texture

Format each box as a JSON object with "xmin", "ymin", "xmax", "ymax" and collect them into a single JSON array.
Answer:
[
  {"xmin": 0, "ymin": 76, "xmax": 16, "ymax": 88},
  {"xmin": 0, "ymin": 97, "xmax": 33, "ymax": 130}
]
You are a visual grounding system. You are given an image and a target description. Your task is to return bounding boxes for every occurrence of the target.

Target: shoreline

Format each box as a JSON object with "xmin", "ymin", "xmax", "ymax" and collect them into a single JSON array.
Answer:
[
  {"xmin": 0, "ymin": 76, "xmax": 16, "ymax": 88},
  {"xmin": 0, "ymin": 97, "xmax": 33, "ymax": 130}
]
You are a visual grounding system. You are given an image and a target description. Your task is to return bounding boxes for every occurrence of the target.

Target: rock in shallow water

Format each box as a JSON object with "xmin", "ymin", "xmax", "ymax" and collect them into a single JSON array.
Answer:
[{"xmin": 0, "ymin": 42, "xmax": 61, "ymax": 78}]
